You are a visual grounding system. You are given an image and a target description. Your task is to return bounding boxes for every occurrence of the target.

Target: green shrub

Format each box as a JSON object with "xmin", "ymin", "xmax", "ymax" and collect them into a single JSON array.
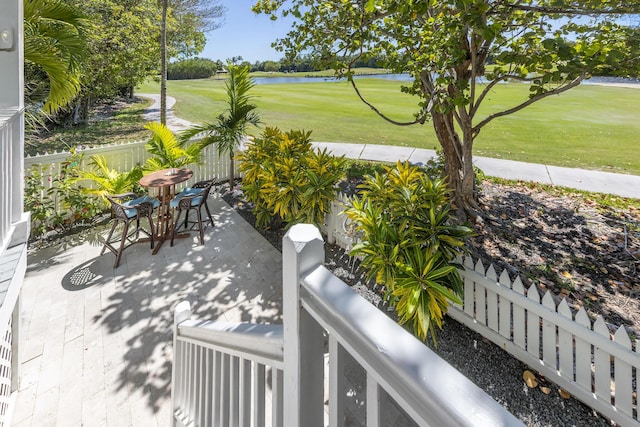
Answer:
[
  {"xmin": 25, "ymin": 151, "xmax": 103, "ymax": 240},
  {"xmin": 344, "ymin": 159, "xmax": 388, "ymax": 180},
  {"xmin": 25, "ymin": 165, "xmax": 55, "ymax": 239},
  {"xmin": 167, "ymin": 58, "xmax": 221, "ymax": 80},
  {"xmin": 345, "ymin": 161, "xmax": 474, "ymax": 343},
  {"xmin": 238, "ymin": 127, "xmax": 346, "ymax": 229}
]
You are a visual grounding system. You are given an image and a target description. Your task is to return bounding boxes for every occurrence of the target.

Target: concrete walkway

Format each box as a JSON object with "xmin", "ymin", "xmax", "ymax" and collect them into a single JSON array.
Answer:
[
  {"xmin": 138, "ymin": 93, "xmax": 640, "ymax": 199},
  {"xmin": 13, "ymin": 197, "xmax": 282, "ymax": 427},
  {"xmin": 314, "ymin": 142, "xmax": 640, "ymax": 199}
]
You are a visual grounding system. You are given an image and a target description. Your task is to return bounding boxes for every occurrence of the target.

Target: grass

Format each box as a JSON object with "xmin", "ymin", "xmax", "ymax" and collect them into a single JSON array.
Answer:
[
  {"xmin": 26, "ymin": 97, "xmax": 152, "ymax": 156},
  {"xmin": 137, "ymin": 77, "xmax": 640, "ymax": 175}
]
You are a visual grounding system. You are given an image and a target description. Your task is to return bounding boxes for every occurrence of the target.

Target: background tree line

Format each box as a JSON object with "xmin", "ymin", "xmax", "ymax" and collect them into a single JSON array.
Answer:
[
  {"xmin": 166, "ymin": 53, "xmax": 390, "ymax": 80},
  {"xmin": 24, "ymin": 0, "xmax": 225, "ymax": 136}
]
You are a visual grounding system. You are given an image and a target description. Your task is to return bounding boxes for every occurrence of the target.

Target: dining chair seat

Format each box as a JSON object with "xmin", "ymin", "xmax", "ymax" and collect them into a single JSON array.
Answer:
[
  {"xmin": 123, "ymin": 195, "xmax": 161, "ymax": 218},
  {"xmin": 169, "ymin": 187, "xmax": 204, "ymax": 209}
]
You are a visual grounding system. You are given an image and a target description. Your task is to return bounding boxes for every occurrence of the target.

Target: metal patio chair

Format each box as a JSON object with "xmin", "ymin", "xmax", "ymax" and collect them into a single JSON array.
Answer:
[
  {"xmin": 101, "ymin": 193, "xmax": 160, "ymax": 268},
  {"xmin": 170, "ymin": 180, "xmax": 215, "ymax": 246}
]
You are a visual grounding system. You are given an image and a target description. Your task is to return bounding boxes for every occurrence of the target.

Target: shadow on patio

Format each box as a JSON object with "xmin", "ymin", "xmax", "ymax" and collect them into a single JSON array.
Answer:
[{"xmin": 12, "ymin": 196, "xmax": 282, "ymax": 427}]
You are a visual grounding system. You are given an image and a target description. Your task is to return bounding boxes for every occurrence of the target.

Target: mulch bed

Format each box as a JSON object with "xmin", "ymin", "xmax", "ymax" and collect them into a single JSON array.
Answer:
[{"xmin": 222, "ymin": 179, "xmax": 640, "ymax": 335}]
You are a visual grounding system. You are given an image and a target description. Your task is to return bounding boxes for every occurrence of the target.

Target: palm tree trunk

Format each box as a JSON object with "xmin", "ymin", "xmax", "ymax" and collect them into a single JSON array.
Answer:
[
  {"xmin": 160, "ymin": 0, "xmax": 168, "ymax": 125},
  {"xmin": 229, "ymin": 151, "xmax": 235, "ymax": 189}
]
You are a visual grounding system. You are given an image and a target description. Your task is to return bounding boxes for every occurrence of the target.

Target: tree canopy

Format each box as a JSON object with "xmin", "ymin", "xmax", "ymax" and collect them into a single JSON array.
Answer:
[{"xmin": 253, "ymin": 0, "xmax": 640, "ymax": 215}]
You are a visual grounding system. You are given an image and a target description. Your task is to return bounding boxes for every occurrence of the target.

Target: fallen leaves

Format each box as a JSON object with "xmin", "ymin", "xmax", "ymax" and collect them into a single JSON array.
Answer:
[
  {"xmin": 523, "ymin": 370, "xmax": 538, "ymax": 388},
  {"xmin": 523, "ymin": 370, "xmax": 572, "ymax": 399}
]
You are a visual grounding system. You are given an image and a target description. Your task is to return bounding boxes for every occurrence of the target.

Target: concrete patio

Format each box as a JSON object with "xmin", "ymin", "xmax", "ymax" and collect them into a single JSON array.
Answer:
[{"xmin": 11, "ymin": 195, "xmax": 282, "ymax": 427}]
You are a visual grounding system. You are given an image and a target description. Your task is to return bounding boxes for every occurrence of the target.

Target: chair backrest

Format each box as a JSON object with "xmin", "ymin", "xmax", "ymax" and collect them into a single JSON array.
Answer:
[
  {"xmin": 106, "ymin": 195, "xmax": 132, "ymax": 221},
  {"xmin": 193, "ymin": 180, "xmax": 215, "ymax": 202},
  {"xmin": 177, "ymin": 180, "xmax": 214, "ymax": 210},
  {"xmin": 107, "ymin": 193, "xmax": 155, "ymax": 220}
]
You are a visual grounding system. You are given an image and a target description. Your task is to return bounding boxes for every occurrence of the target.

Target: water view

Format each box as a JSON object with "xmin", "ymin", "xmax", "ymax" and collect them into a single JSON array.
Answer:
[{"xmin": 253, "ymin": 73, "xmax": 640, "ymax": 86}]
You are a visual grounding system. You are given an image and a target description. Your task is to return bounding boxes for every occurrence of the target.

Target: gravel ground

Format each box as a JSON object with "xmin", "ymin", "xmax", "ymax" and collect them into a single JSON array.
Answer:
[{"xmin": 222, "ymin": 186, "xmax": 614, "ymax": 427}]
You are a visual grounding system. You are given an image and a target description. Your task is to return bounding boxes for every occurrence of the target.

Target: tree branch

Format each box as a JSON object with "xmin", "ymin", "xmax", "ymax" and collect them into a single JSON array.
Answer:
[
  {"xmin": 471, "ymin": 75, "xmax": 507, "ymax": 117},
  {"xmin": 473, "ymin": 73, "xmax": 586, "ymax": 135},
  {"xmin": 349, "ymin": 78, "xmax": 426, "ymax": 126},
  {"xmin": 502, "ymin": 3, "xmax": 640, "ymax": 15}
]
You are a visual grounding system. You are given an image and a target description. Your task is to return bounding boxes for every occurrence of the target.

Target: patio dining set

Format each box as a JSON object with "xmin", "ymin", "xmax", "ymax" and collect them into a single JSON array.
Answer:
[{"xmin": 101, "ymin": 167, "xmax": 216, "ymax": 268}]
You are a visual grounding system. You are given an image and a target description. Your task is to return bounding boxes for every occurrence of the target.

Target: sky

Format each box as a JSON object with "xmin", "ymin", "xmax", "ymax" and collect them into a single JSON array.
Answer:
[{"xmin": 200, "ymin": 0, "xmax": 294, "ymax": 63}]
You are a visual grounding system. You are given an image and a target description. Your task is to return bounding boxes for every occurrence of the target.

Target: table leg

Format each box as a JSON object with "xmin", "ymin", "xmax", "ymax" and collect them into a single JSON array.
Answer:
[
  {"xmin": 149, "ymin": 183, "xmax": 190, "ymax": 255},
  {"xmin": 150, "ymin": 184, "xmax": 170, "ymax": 255}
]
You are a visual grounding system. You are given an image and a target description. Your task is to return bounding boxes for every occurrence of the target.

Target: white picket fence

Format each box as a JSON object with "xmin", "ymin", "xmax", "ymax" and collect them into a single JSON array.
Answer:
[
  {"xmin": 24, "ymin": 138, "xmax": 236, "ymax": 217},
  {"xmin": 323, "ymin": 195, "xmax": 640, "ymax": 426}
]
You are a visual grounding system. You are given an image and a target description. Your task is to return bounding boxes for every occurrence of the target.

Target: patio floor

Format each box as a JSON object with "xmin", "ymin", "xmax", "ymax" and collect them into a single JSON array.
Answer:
[{"xmin": 11, "ymin": 196, "xmax": 283, "ymax": 427}]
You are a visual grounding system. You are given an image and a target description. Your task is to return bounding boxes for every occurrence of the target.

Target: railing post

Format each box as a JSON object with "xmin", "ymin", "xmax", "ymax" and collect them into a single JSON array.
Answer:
[
  {"xmin": 282, "ymin": 224, "xmax": 325, "ymax": 427},
  {"xmin": 171, "ymin": 301, "xmax": 191, "ymax": 427}
]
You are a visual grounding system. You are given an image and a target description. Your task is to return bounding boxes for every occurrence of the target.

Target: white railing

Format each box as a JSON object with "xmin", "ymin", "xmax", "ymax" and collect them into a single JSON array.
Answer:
[
  {"xmin": 171, "ymin": 224, "xmax": 523, "ymax": 426},
  {"xmin": 1, "ymin": 1, "xmax": 29, "ymax": 425},
  {"xmin": 171, "ymin": 304, "xmax": 284, "ymax": 427},
  {"xmin": 323, "ymin": 197, "xmax": 640, "ymax": 426}
]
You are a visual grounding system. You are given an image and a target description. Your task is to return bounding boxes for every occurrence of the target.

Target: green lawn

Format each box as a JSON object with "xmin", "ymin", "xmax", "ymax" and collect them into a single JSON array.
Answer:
[
  {"xmin": 26, "ymin": 98, "xmax": 152, "ymax": 156},
  {"xmin": 137, "ymin": 78, "xmax": 640, "ymax": 175}
]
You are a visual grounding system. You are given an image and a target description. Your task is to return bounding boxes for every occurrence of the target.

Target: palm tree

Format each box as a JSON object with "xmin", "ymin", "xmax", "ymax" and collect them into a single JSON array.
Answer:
[
  {"xmin": 143, "ymin": 122, "xmax": 202, "ymax": 171},
  {"xmin": 181, "ymin": 63, "xmax": 260, "ymax": 188},
  {"xmin": 70, "ymin": 155, "xmax": 143, "ymax": 207},
  {"xmin": 23, "ymin": 0, "xmax": 86, "ymax": 116}
]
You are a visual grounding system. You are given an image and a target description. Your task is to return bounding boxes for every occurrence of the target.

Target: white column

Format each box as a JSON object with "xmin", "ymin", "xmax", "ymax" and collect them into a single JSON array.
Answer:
[
  {"xmin": 0, "ymin": 0, "xmax": 24, "ymax": 226},
  {"xmin": 282, "ymin": 224, "xmax": 325, "ymax": 427}
]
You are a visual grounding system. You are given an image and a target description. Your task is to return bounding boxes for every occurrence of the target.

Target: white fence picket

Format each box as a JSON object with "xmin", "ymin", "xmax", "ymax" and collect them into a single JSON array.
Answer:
[
  {"xmin": 557, "ymin": 299, "xmax": 573, "ymax": 380},
  {"xmin": 512, "ymin": 277, "xmax": 526, "ymax": 349},
  {"xmin": 463, "ymin": 257, "xmax": 475, "ymax": 318},
  {"xmin": 574, "ymin": 308, "xmax": 592, "ymax": 392},
  {"xmin": 593, "ymin": 317, "xmax": 612, "ymax": 404},
  {"xmin": 475, "ymin": 260, "xmax": 487, "ymax": 326},
  {"xmin": 613, "ymin": 326, "xmax": 633, "ymax": 417},
  {"xmin": 542, "ymin": 292, "xmax": 557, "ymax": 369},
  {"xmin": 486, "ymin": 265, "xmax": 499, "ymax": 332},
  {"xmin": 526, "ymin": 286, "xmax": 541, "ymax": 358},
  {"xmin": 498, "ymin": 271, "xmax": 512, "ymax": 340}
]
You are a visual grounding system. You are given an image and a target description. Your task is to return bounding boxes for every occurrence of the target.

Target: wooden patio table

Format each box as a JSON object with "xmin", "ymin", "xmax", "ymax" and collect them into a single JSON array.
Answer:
[{"xmin": 139, "ymin": 167, "xmax": 193, "ymax": 254}]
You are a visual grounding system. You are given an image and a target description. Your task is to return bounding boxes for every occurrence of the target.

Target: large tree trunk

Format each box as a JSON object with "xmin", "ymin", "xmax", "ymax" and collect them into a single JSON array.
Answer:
[{"xmin": 431, "ymin": 111, "xmax": 479, "ymax": 218}]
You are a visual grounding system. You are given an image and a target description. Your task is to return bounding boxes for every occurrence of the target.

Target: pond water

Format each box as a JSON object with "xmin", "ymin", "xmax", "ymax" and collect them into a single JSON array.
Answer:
[
  {"xmin": 252, "ymin": 73, "xmax": 411, "ymax": 85},
  {"xmin": 253, "ymin": 73, "xmax": 640, "ymax": 86}
]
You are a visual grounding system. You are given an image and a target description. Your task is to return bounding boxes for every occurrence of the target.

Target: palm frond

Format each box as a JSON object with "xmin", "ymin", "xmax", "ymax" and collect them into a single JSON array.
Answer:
[{"xmin": 24, "ymin": 0, "xmax": 87, "ymax": 113}]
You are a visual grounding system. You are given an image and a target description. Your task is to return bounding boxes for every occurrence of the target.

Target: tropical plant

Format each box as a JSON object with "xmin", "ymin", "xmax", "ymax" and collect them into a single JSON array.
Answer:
[
  {"xmin": 181, "ymin": 63, "xmax": 260, "ymax": 188},
  {"xmin": 48, "ymin": 152, "xmax": 102, "ymax": 226},
  {"xmin": 345, "ymin": 161, "xmax": 474, "ymax": 342},
  {"xmin": 254, "ymin": 0, "xmax": 640, "ymax": 218},
  {"xmin": 70, "ymin": 155, "xmax": 143, "ymax": 206},
  {"xmin": 238, "ymin": 127, "xmax": 345, "ymax": 229},
  {"xmin": 24, "ymin": 165, "xmax": 56, "ymax": 239},
  {"xmin": 143, "ymin": 122, "xmax": 202, "ymax": 171},
  {"xmin": 25, "ymin": 152, "xmax": 104, "ymax": 239},
  {"xmin": 23, "ymin": 0, "xmax": 87, "ymax": 124}
]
